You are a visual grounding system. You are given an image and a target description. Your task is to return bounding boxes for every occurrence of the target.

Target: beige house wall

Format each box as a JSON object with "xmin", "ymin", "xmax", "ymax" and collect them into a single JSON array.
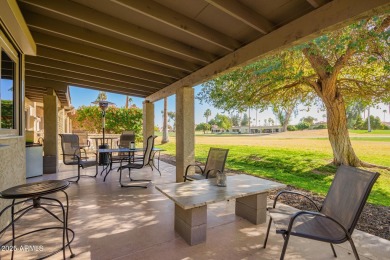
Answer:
[
  {"xmin": 0, "ymin": 137, "xmax": 26, "ymax": 230},
  {"xmin": 0, "ymin": 0, "xmax": 32, "ymax": 229}
]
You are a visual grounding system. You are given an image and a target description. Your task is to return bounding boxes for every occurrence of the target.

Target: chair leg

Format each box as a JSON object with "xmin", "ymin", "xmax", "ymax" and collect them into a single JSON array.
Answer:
[
  {"xmin": 330, "ymin": 243, "xmax": 337, "ymax": 257},
  {"xmin": 119, "ymin": 167, "xmax": 123, "ymax": 184},
  {"xmin": 263, "ymin": 217, "xmax": 272, "ymax": 248},
  {"xmin": 348, "ymin": 237, "xmax": 360, "ymax": 260},
  {"xmin": 280, "ymin": 232, "xmax": 291, "ymax": 260},
  {"xmin": 94, "ymin": 164, "xmax": 98, "ymax": 177},
  {"xmin": 119, "ymin": 167, "xmax": 148, "ymax": 188}
]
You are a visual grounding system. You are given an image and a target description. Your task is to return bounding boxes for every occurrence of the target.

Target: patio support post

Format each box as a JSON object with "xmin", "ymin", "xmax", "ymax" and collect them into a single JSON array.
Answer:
[
  {"xmin": 176, "ymin": 86, "xmax": 194, "ymax": 182},
  {"xmin": 143, "ymin": 100, "xmax": 154, "ymax": 148},
  {"xmin": 43, "ymin": 88, "xmax": 59, "ymax": 174}
]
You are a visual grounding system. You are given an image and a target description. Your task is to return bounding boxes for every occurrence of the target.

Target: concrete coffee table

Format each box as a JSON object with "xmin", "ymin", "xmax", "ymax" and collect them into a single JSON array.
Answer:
[{"xmin": 155, "ymin": 175, "xmax": 285, "ymax": 245}]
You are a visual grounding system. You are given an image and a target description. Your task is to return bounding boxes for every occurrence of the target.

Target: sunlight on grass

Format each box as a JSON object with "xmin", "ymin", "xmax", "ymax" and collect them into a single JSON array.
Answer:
[{"xmin": 156, "ymin": 133, "xmax": 390, "ymax": 207}]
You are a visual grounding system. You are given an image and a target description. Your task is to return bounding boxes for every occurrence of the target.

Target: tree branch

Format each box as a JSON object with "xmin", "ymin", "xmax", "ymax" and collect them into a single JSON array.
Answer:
[{"xmin": 302, "ymin": 43, "xmax": 331, "ymax": 79}]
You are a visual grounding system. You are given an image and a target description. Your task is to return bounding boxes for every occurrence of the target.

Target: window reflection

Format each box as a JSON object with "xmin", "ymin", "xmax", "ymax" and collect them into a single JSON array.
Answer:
[{"xmin": 1, "ymin": 50, "xmax": 15, "ymax": 129}]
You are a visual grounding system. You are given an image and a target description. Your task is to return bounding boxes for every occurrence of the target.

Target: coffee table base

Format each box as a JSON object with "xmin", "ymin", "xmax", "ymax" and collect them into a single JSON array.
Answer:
[
  {"xmin": 235, "ymin": 193, "xmax": 268, "ymax": 225},
  {"xmin": 174, "ymin": 205, "xmax": 207, "ymax": 245}
]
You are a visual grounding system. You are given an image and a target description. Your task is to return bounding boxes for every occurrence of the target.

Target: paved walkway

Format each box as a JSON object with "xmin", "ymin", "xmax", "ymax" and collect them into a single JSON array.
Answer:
[{"xmin": 1, "ymin": 161, "xmax": 388, "ymax": 259}]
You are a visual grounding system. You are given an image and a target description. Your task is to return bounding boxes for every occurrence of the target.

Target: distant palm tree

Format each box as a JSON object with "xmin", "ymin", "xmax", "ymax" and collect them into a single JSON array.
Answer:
[
  {"xmin": 96, "ymin": 91, "xmax": 107, "ymax": 101},
  {"xmin": 162, "ymin": 97, "xmax": 169, "ymax": 144},
  {"xmin": 125, "ymin": 96, "xmax": 132, "ymax": 108},
  {"xmin": 384, "ymin": 110, "xmax": 387, "ymax": 122},
  {"xmin": 204, "ymin": 109, "xmax": 211, "ymax": 123}
]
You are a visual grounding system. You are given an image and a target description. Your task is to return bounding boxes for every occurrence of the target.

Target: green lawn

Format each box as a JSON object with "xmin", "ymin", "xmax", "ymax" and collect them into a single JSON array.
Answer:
[
  {"xmin": 349, "ymin": 130, "xmax": 390, "ymax": 135},
  {"xmin": 311, "ymin": 137, "xmax": 390, "ymax": 142},
  {"xmin": 156, "ymin": 140, "xmax": 390, "ymax": 207}
]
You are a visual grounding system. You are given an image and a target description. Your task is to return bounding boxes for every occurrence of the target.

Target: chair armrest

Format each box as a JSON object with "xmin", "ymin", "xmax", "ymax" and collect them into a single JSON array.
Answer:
[
  {"xmin": 184, "ymin": 164, "xmax": 204, "ymax": 180},
  {"xmin": 204, "ymin": 169, "xmax": 222, "ymax": 179},
  {"xmin": 286, "ymin": 210, "xmax": 351, "ymax": 238},
  {"xmin": 272, "ymin": 191, "xmax": 320, "ymax": 211}
]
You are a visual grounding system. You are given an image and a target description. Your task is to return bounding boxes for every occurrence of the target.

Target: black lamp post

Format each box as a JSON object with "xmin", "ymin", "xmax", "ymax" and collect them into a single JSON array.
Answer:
[
  {"xmin": 98, "ymin": 100, "xmax": 109, "ymax": 145},
  {"xmin": 98, "ymin": 100, "xmax": 109, "ymax": 165}
]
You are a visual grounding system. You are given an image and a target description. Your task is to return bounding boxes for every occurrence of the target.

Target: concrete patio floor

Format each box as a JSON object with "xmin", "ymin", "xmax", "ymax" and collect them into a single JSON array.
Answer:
[{"xmin": 1, "ymin": 161, "xmax": 389, "ymax": 260}]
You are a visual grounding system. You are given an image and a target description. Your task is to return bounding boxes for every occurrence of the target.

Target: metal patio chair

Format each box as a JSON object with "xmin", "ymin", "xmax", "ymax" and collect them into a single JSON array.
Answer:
[
  {"xmin": 183, "ymin": 147, "xmax": 229, "ymax": 181},
  {"xmin": 59, "ymin": 134, "xmax": 98, "ymax": 183},
  {"xmin": 110, "ymin": 132, "xmax": 135, "ymax": 169},
  {"xmin": 263, "ymin": 165, "xmax": 379, "ymax": 260},
  {"xmin": 117, "ymin": 135, "xmax": 155, "ymax": 188},
  {"xmin": 72, "ymin": 130, "xmax": 90, "ymax": 150}
]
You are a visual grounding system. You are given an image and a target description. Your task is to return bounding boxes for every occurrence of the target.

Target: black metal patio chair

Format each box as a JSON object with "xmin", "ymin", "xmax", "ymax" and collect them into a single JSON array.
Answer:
[
  {"xmin": 263, "ymin": 165, "xmax": 379, "ymax": 260},
  {"xmin": 59, "ymin": 134, "xmax": 98, "ymax": 183},
  {"xmin": 183, "ymin": 147, "xmax": 229, "ymax": 181},
  {"xmin": 117, "ymin": 135, "xmax": 155, "ymax": 188}
]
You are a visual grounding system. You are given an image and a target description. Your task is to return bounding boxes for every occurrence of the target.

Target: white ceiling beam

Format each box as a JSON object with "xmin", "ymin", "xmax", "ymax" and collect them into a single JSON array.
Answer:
[
  {"xmin": 205, "ymin": 0, "xmax": 274, "ymax": 34},
  {"xmin": 31, "ymin": 46, "xmax": 173, "ymax": 85},
  {"xmin": 26, "ymin": 64, "xmax": 162, "ymax": 92},
  {"xmin": 146, "ymin": 0, "xmax": 390, "ymax": 102},
  {"xmin": 26, "ymin": 56, "xmax": 165, "ymax": 89},
  {"xmin": 23, "ymin": 12, "xmax": 200, "ymax": 72},
  {"xmin": 112, "ymin": 0, "xmax": 241, "ymax": 51},
  {"xmin": 19, "ymin": 0, "xmax": 215, "ymax": 63},
  {"xmin": 31, "ymin": 31, "xmax": 184, "ymax": 79},
  {"xmin": 27, "ymin": 73, "xmax": 152, "ymax": 97}
]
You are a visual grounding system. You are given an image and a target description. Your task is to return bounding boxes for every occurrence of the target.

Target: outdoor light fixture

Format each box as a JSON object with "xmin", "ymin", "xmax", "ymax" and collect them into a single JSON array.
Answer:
[
  {"xmin": 97, "ymin": 100, "xmax": 110, "ymax": 165},
  {"xmin": 99, "ymin": 100, "xmax": 109, "ymax": 112},
  {"xmin": 98, "ymin": 100, "xmax": 109, "ymax": 146}
]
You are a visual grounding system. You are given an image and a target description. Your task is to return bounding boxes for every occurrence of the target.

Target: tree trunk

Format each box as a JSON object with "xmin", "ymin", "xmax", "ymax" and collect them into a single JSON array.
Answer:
[
  {"xmin": 255, "ymin": 109, "xmax": 258, "ymax": 126},
  {"xmin": 282, "ymin": 107, "xmax": 294, "ymax": 132},
  {"xmin": 321, "ymin": 84, "xmax": 362, "ymax": 166},
  {"xmin": 367, "ymin": 107, "xmax": 371, "ymax": 132},
  {"xmin": 248, "ymin": 107, "xmax": 251, "ymax": 133},
  {"xmin": 162, "ymin": 97, "xmax": 169, "ymax": 144}
]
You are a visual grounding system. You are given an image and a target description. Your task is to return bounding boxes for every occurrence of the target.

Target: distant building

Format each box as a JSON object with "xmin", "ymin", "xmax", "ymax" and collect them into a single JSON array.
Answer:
[{"xmin": 211, "ymin": 125, "xmax": 283, "ymax": 134}]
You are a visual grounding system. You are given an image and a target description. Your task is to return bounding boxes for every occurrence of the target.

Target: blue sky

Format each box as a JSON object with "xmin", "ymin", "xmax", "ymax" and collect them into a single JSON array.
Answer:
[
  {"xmin": 69, "ymin": 85, "xmax": 389, "ymax": 127},
  {"xmin": 1, "ymin": 79, "xmax": 13, "ymax": 100}
]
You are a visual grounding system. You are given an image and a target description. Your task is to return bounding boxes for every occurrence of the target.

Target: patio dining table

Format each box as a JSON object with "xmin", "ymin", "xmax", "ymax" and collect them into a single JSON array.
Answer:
[
  {"xmin": 98, "ymin": 147, "xmax": 165, "ymax": 181},
  {"xmin": 155, "ymin": 175, "xmax": 285, "ymax": 245}
]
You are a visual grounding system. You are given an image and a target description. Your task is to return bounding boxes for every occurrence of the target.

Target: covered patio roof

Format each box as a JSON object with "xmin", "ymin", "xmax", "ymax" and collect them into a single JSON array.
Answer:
[{"xmin": 18, "ymin": 0, "xmax": 389, "ymax": 104}]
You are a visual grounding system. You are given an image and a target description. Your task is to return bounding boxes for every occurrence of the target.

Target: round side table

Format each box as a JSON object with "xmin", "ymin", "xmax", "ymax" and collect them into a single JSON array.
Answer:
[{"xmin": 0, "ymin": 180, "xmax": 75, "ymax": 259}]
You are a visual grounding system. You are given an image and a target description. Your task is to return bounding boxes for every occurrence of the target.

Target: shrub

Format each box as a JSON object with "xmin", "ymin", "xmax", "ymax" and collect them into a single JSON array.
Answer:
[
  {"xmin": 296, "ymin": 122, "xmax": 310, "ymax": 130},
  {"xmin": 313, "ymin": 124, "xmax": 327, "ymax": 129},
  {"xmin": 287, "ymin": 125, "xmax": 296, "ymax": 131}
]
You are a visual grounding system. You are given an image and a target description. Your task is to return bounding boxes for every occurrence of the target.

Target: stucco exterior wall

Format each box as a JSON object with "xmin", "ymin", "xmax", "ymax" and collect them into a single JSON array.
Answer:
[{"xmin": 0, "ymin": 137, "xmax": 26, "ymax": 230}]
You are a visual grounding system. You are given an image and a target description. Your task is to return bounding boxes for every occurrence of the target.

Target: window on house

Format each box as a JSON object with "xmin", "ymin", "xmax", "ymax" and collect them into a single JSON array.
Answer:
[{"xmin": 1, "ymin": 50, "xmax": 15, "ymax": 129}]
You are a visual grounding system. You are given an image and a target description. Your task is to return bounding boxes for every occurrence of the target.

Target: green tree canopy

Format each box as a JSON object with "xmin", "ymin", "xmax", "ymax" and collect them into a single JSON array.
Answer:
[
  {"xmin": 214, "ymin": 114, "xmax": 232, "ymax": 130},
  {"xmin": 300, "ymin": 116, "xmax": 317, "ymax": 125},
  {"xmin": 71, "ymin": 105, "xmax": 143, "ymax": 140},
  {"xmin": 198, "ymin": 14, "xmax": 390, "ymax": 167},
  {"xmin": 196, "ymin": 123, "xmax": 211, "ymax": 134},
  {"xmin": 204, "ymin": 109, "xmax": 212, "ymax": 123},
  {"xmin": 241, "ymin": 113, "xmax": 249, "ymax": 126},
  {"xmin": 230, "ymin": 114, "xmax": 241, "ymax": 126}
]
